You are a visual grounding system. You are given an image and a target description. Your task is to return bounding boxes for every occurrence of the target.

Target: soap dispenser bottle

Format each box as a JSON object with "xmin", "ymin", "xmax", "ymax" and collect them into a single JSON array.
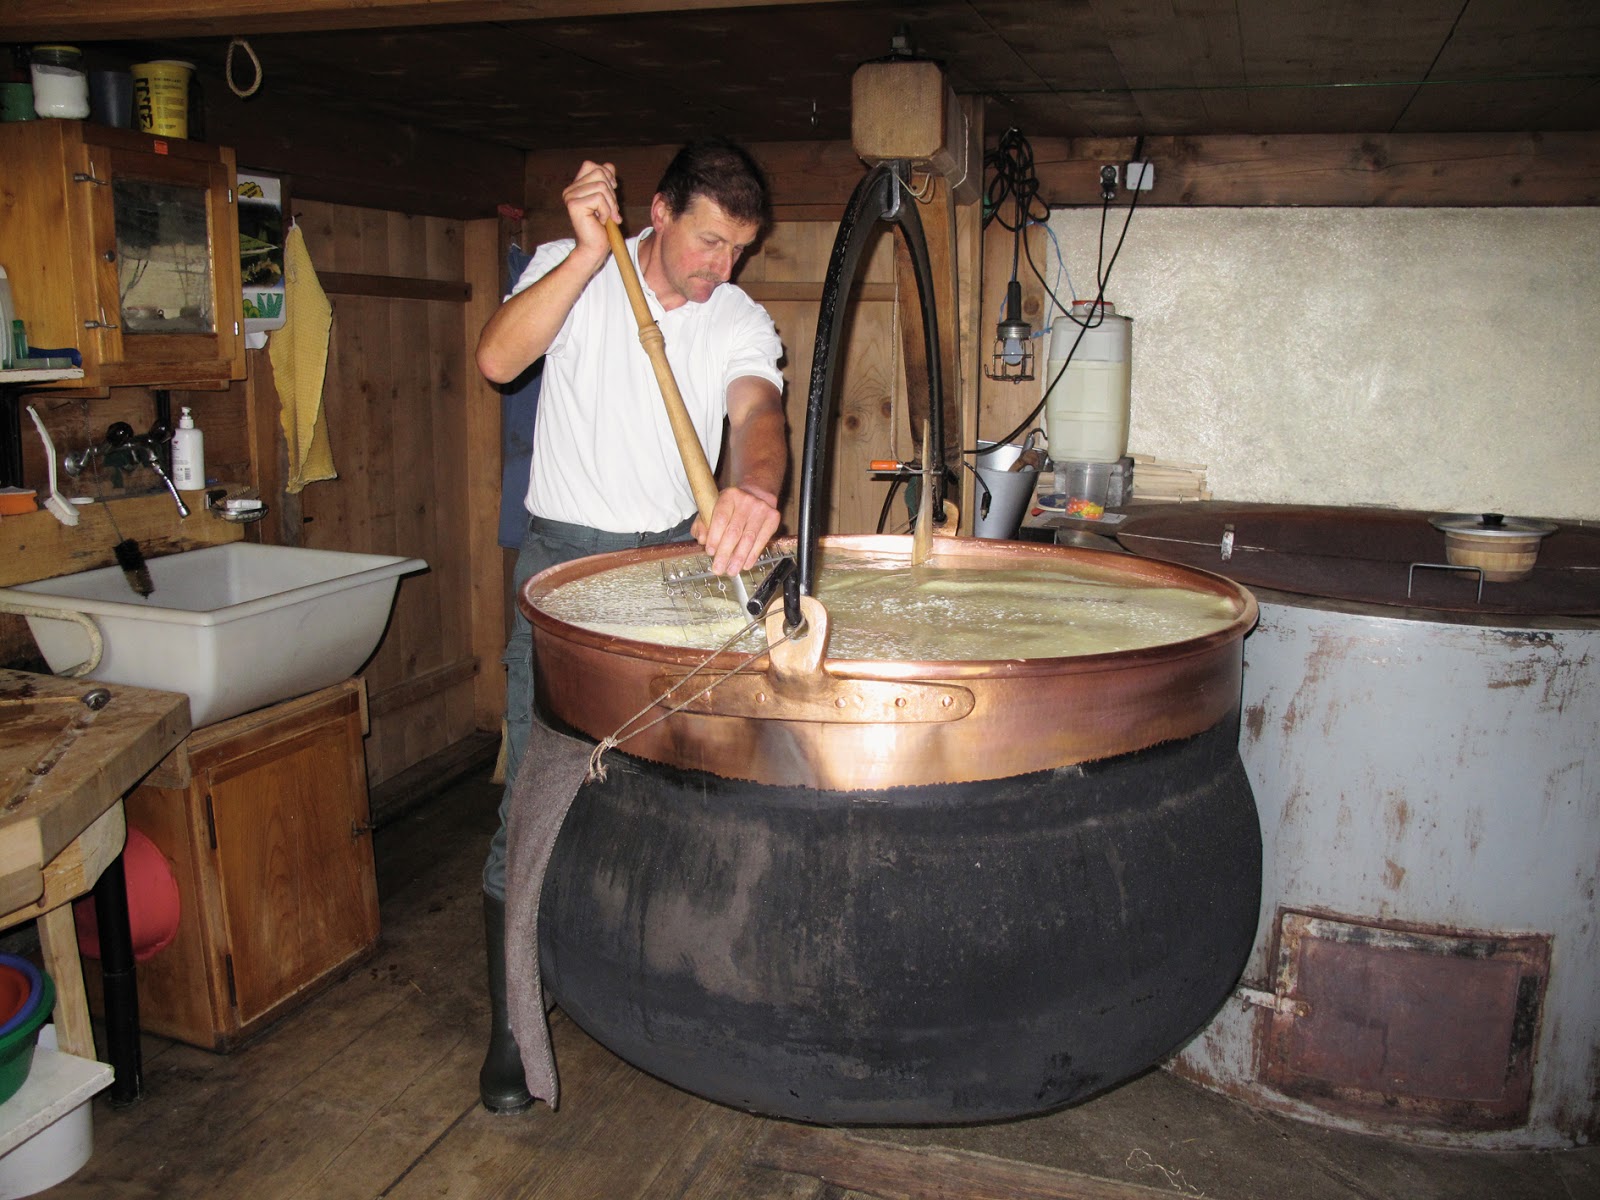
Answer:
[{"xmin": 172, "ymin": 406, "xmax": 206, "ymax": 489}]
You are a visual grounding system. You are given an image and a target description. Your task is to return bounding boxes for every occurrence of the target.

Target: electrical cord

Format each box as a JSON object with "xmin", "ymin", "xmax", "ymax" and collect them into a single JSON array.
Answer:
[
  {"xmin": 982, "ymin": 142, "xmax": 1146, "ymax": 454},
  {"xmin": 985, "ymin": 129, "xmax": 1051, "ymax": 375},
  {"xmin": 983, "ymin": 128, "xmax": 1051, "ymax": 234}
]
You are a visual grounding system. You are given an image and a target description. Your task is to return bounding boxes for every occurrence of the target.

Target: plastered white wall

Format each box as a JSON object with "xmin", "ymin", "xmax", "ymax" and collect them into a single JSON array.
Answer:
[{"xmin": 1038, "ymin": 207, "xmax": 1600, "ymax": 520}]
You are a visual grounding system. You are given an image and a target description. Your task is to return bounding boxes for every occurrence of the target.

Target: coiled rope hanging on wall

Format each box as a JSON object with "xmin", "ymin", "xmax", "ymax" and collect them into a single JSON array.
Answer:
[{"xmin": 226, "ymin": 38, "xmax": 262, "ymax": 99}]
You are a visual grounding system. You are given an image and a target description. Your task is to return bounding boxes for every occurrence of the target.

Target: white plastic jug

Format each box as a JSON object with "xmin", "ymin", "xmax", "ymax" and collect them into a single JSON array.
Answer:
[{"xmin": 1044, "ymin": 300, "xmax": 1132, "ymax": 464}]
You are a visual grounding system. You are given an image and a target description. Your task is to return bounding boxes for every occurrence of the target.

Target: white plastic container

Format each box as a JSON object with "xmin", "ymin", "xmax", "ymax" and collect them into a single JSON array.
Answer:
[
  {"xmin": 171, "ymin": 407, "xmax": 205, "ymax": 489},
  {"xmin": 29, "ymin": 46, "xmax": 90, "ymax": 120},
  {"xmin": 0, "ymin": 1026, "xmax": 110, "ymax": 1199},
  {"xmin": 1043, "ymin": 300, "xmax": 1132, "ymax": 464}
]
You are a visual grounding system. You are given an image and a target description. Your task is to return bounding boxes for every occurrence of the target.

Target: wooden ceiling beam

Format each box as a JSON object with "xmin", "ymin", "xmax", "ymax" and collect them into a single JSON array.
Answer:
[
  {"xmin": 1028, "ymin": 133, "xmax": 1600, "ymax": 207},
  {"xmin": 0, "ymin": 0, "xmax": 856, "ymax": 41}
]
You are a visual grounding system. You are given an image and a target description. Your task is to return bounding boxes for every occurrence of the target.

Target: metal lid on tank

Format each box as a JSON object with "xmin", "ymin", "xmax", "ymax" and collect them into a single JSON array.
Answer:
[
  {"xmin": 1428, "ymin": 512, "xmax": 1558, "ymax": 538},
  {"xmin": 1117, "ymin": 504, "xmax": 1600, "ymax": 616}
]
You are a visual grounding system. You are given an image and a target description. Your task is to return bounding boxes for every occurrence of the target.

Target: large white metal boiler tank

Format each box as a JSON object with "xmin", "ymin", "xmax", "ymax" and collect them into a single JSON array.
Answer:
[{"xmin": 1116, "ymin": 505, "xmax": 1600, "ymax": 1150}]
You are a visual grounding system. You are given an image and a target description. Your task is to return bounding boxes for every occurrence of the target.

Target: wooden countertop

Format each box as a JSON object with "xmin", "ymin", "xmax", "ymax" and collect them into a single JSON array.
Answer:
[{"xmin": 0, "ymin": 669, "xmax": 190, "ymax": 913}]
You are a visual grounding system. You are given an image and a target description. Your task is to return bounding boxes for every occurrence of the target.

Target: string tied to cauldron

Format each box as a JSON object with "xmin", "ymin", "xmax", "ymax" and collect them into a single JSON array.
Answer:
[{"xmin": 585, "ymin": 615, "xmax": 799, "ymax": 781}]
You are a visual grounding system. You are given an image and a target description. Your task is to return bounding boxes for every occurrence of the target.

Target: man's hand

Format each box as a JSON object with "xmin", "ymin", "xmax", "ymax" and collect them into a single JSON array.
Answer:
[
  {"xmin": 563, "ymin": 160, "xmax": 622, "ymax": 267},
  {"xmin": 694, "ymin": 484, "xmax": 781, "ymax": 577},
  {"xmin": 476, "ymin": 159, "xmax": 624, "ymax": 383}
]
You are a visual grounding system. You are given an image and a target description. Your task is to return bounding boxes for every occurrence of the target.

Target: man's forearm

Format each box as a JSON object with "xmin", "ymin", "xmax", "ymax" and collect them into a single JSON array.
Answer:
[
  {"xmin": 725, "ymin": 379, "xmax": 787, "ymax": 500},
  {"xmin": 475, "ymin": 248, "xmax": 606, "ymax": 383}
]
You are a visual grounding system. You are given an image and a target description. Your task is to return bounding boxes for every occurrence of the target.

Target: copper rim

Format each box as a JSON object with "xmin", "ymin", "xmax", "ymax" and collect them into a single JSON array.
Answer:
[{"xmin": 523, "ymin": 535, "xmax": 1257, "ymax": 790}]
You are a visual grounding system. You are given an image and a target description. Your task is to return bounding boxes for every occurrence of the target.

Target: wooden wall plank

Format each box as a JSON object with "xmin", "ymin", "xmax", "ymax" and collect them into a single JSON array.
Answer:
[
  {"xmin": 284, "ymin": 199, "xmax": 475, "ymax": 785},
  {"xmin": 0, "ymin": 493, "xmax": 242, "ymax": 587},
  {"xmin": 415, "ymin": 216, "xmax": 474, "ymax": 765},
  {"xmin": 521, "ymin": 140, "xmax": 872, "ymax": 243},
  {"xmin": 360, "ymin": 208, "xmax": 398, "ymax": 558},
  {"xmin": 366, "ymin": 657, "xmax": 476, "ymax": 720},
  {"xmin": 243, "ymin": 349, "xmax": 298, "ymax": 545},
  {"xmin": 1026, "ymin": 132, "xmax": 1600, "ymax": 207},
  {"xmin": 751, "ymin": 1122, "xmax": 1183, "ymax": 1200},
  {"xmin": 385, "ymin": 212, "xmax": 435, "ymax": 776},
  {"xmin": 318, "ymin": 273, "xmax": 471, "ymax": 302},
  {"xmin": 953, "ymin": 96, "xmax": 986, "ymax": 531},
  {"xmin": 892, "ymin": 175, "xmax": 964, "ymax": 514},
  {"xmin": 827, "ymin": 231, "xmax": 901, "ymax": 538},
  {"xmin": 295, "ymin": 202, "xmax": 355, "ymax": 557},
  {"xmin": 462, "ymin": 218, "xmax": 508, "ymax": 733}
]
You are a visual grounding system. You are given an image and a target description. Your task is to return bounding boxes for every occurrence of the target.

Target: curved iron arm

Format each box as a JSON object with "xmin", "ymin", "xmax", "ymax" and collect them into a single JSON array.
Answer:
[{"xmin": 796, "ymin": 164, "xmax": 946, "ymax": 595}]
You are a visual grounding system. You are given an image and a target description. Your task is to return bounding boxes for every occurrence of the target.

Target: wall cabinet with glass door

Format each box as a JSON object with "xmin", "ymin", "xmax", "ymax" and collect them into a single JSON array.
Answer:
[{"xmin": 0, "ymin": 121, "xmax": 245, "ymax": 389}]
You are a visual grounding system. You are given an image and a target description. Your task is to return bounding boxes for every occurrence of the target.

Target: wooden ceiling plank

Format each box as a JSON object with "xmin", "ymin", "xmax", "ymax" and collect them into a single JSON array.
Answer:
[
  {"xmin": 7, "ymin": 0, "xmax": 1596, "ymax": 166},
  {"xmin": 880, "ymin": 2, "xmax": 1060, "ymax": 100},
  {"xmin": 0, "ymin": 0, "xmax": 864, "ymax": 40},
  {"xmin": 962, "ymin": 0, "xmax": 1127, "ymax": 91},
  {"xmin": 1088, "ymin": 0, "xmax": 1245, "ymax": 88},
  {"xmin": 1425, "ymin": 0, "xmax": 1600, "ymax": 75},
  {"xmin": 1397, "ymin": 80, "xmax": 1600, "ymax": 133},
  {"xmin": 1235, "ymin": 0, "xmax": 1462, "ymax": 84}
]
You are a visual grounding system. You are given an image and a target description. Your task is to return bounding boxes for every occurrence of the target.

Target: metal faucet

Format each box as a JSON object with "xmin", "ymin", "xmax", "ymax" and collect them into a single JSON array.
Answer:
[{"xmin": 63, "ymin": 420, "xmax": 191, "ymax": 517}]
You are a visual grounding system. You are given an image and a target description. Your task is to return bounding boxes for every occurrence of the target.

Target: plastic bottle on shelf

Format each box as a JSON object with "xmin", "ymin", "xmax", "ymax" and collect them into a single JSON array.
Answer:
[
  {"xmin": 172, "ymin": 407, "xmax": 206, "ymax": 489},
  {"xmin": 1043, "ymin": 299, "xmax": 1133, "ymax": 464}
]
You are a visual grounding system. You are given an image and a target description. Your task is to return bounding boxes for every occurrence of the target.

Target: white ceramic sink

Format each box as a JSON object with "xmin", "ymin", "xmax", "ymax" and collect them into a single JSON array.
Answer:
[{"xmin": 0, "ymin": 543, "xmax": 427, "ymax": 728}]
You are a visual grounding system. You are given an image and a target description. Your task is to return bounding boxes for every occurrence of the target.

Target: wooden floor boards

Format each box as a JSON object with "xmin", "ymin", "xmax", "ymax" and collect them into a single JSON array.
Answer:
[
  {"xmin": 46, "ymin": 770, "xmax": 838, "ymax": 1200},
  {"xmin": 40, "ymin": 767, "xmax": 1600, "ymax": 1200}
]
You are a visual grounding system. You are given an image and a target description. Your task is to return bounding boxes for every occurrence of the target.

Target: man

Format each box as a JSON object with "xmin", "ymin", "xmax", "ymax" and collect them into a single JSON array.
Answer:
[{"xmin": 474, "ymin": 137, "xmax": 787, "ymax": 1112}]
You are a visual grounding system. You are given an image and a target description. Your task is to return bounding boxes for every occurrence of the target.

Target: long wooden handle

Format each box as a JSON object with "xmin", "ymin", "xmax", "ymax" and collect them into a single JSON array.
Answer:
[{"xmin": 605, "ymin": 221, "xmax": 720, "ymax": 525}]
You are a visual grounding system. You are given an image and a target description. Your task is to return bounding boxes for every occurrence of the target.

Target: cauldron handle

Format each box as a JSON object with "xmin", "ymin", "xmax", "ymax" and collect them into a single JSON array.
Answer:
[{"xmin": 796, "ymin": 164, "xmax": 946, "ymax": 594}]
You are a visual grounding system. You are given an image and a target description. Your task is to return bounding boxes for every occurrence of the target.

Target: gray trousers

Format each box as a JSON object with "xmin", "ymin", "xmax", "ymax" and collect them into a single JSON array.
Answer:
[{"xmin": 482, "ymin": 512, "xmax": 694, "ymax": 900}]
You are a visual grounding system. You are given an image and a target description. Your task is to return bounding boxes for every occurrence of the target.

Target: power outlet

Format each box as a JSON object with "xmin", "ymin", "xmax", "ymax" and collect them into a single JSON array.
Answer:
[
  {"xmin": 1125, "ymin": 161, "xmax": 1154, "ymax": 190},
  {"xmin": 1099, "ymin": 164, "xmax": 1119, "ymax": 199}
]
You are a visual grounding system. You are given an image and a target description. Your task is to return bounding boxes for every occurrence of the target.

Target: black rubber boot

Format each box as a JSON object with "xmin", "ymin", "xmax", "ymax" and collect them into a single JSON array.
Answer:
[{"xmin": 479, "ymin": 892, "xmax": 534, "ymax": 1114}]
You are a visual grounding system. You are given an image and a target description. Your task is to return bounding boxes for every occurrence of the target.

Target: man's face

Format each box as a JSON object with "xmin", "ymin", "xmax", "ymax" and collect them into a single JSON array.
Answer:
[{"xmin": 649, "ymin": 194, "xmax": 760, "ymax": 306}]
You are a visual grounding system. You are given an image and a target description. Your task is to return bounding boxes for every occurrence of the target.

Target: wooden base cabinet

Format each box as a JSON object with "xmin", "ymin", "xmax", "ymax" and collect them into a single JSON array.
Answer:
[{"xmin": 95, "ymin": 680, "xmax": 379, "ymax": 1051}]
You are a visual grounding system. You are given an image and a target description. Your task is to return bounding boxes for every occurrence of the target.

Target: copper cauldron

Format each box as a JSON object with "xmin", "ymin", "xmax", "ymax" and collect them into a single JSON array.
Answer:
[{"xmin": 523, "ymin": 534, "xmax": 1261, "ymax": 1123}]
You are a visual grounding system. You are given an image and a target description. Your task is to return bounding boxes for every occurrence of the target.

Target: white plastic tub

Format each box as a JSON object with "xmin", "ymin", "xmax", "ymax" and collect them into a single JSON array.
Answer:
[
  {"xmin": 0, "ymin": 543, "xmax": 427, "ymax": 727},
  {"xmin": 0, "ymin": 1026, "xmax": 110, "ymax": 1199}
]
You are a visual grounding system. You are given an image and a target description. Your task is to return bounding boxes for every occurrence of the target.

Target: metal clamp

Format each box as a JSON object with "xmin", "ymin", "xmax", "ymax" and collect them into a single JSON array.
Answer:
[
  {"xmin": 1408, "ymin": 561, "xmax": 1484, "ymax": 603},
  {"xmin": 1238, "ymin": 986, "xmax": 1310, "ymax": 1018}
]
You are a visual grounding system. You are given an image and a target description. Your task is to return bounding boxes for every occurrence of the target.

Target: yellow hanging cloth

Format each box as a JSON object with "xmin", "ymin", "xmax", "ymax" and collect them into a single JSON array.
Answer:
[{"xmin": 269, "ymin": 223, "xmax": 337, "ymax": 492}]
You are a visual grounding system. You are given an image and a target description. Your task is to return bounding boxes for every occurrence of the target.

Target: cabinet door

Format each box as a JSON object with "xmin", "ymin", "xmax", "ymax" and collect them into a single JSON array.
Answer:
[
  {"xmin": 82, "ymin": 142, "xmax": 245, "ymax": 387},
  {"xmin": 0, "ymin": 122, "xmax": 102, "ymax": 372},
  {"xmin": 204, "ymin": 712, "xmax": 379, "ymax": 1028}
]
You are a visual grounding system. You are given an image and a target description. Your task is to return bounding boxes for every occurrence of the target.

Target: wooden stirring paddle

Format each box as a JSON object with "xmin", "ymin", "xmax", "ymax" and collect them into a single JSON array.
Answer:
[{"xmin": 603, "ymin": 221, "xmax": 750, "ymax": 608}]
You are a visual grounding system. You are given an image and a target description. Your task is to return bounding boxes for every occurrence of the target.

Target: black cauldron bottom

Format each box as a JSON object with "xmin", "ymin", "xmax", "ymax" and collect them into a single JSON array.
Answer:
[{"xmin": 539, "ymin": 715, "xmax": 1260, "ymax": 1125}]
